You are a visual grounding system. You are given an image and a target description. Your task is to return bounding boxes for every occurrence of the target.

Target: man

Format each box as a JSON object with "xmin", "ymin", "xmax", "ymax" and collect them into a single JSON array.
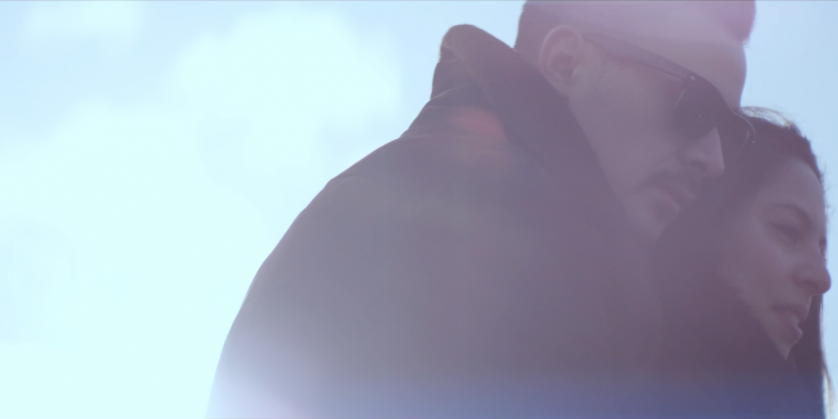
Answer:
[{"xmin": 208, "ymin": 1, "xmax": 756, "ymax": 417}]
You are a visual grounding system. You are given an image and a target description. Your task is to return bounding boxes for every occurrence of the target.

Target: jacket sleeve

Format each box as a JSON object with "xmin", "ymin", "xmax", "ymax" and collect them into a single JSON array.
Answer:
[{"xmin": 206, "ymin": 135, "xmax": 618, "ymax": 418}]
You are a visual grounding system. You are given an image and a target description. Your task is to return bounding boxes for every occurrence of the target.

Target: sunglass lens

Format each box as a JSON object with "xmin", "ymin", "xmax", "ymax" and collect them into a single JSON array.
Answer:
[
  {"xmin": 719, "ymin": 116, "xmax": 752, "ymax": 164},
  {"xmin": 672, "ymin": 79, "xmax": 751, "ymax": 165},
  {"xmin": 672, "ymin": 87, "xmax": 717, "ymax": 140}
]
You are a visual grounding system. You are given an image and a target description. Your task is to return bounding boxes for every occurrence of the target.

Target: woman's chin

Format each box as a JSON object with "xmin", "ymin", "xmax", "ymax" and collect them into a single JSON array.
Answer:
[
  {"xmin": 775, "ymin": 342, "xmax": 792, "ymax": 360},
  {"xmin": 769, "ymin": 327, "xmax": 796, "ymax": 360}
]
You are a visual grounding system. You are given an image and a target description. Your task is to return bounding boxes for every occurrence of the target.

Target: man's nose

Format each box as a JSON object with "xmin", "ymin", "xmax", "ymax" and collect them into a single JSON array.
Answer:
[{"xmin": 681, "ymin": 128, "xmax": 725, "ymax": 179}]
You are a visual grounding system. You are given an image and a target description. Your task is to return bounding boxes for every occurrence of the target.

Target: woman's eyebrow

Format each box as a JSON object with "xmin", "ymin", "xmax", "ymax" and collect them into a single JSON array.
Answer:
[
  {"xmin": 768, "ymin": 202, "xmax": 813, "ymax": 229},
  {"xmin": 769, "ymin": 203, "xmax": 827, "ymax": 253}
]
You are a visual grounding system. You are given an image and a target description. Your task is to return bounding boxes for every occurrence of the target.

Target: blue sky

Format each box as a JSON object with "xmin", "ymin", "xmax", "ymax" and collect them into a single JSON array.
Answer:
[{"xmin": 0, "ymin": 2, "xmax": 836, "ymax": 417}]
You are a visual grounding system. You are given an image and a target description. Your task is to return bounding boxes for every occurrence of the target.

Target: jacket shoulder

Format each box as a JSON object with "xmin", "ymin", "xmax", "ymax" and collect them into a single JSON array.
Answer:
[{"xmin": 208, "ymin": 115, "xmax": 614, "ymax": 417}]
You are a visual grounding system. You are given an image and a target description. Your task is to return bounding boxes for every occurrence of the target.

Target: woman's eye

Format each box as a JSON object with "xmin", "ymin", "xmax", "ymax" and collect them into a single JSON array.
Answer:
[{"xmin": 773, "ymin": 223, "xmax": 803, "ymax": 244}]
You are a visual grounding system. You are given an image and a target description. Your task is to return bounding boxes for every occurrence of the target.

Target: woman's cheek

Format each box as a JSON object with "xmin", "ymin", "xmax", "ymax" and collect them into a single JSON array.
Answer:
[{"xmin": 748, "ymin": 229, "xmax": 791, "ymax": 313}]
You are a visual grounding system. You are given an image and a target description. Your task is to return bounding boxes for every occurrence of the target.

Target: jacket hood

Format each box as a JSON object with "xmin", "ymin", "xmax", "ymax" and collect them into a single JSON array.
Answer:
[{"xmin": 431, "ymin": 25, "xmax": 627, "ymax": 240}]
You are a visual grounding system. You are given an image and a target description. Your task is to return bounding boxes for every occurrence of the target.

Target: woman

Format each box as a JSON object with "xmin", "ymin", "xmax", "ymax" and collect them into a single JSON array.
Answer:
[{"xmin": 651, "ymin": 109, "xmax": 830, "ymax": 418}]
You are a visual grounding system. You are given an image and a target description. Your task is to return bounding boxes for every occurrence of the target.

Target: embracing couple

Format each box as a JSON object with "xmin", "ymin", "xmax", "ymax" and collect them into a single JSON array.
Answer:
[{"xmin": 208, "ymin": 1, "xmax": 830, "ymax": 417}]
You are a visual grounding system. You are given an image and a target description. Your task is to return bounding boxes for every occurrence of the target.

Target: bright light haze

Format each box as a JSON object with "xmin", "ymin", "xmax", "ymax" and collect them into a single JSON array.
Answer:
[{"xmin": 0, "ymin": 2, "xmax": 836, "ymax": 417}]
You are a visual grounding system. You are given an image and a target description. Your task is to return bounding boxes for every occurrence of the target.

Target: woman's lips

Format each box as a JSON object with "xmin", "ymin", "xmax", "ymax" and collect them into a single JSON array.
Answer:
[
  {"xmin": 773, "ymin": 305, "xmax": 805, "ymax": 342},
  {"xmin": 652, "ymin": 186, "xmax": 680, "ymax": 219}
]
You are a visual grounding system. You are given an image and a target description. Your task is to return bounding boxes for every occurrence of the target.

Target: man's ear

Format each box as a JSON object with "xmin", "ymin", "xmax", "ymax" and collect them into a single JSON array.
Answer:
[{"xmin": 537, "ymin": 26, "xmax": 586, "ymax": 97}]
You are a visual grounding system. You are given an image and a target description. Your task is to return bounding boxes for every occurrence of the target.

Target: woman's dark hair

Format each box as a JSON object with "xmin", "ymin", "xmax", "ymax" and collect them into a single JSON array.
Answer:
[{"xmin": 651, "ymin": 107, "xmax": 828, "ymax": 414}]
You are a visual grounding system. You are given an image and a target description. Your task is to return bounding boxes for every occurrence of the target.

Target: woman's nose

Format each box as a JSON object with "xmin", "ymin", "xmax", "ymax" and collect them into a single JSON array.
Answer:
[{"xmin": 795, "ymin": 257, "xmax": 831, "ymax": 295}]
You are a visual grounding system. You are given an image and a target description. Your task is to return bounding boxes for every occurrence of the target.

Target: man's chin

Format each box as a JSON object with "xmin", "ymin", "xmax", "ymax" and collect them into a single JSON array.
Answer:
[
  {"xmin": 626, "ymin": 208, "xmax": 670, "ymax": 249},
  {"xmin": 622, "ymin": 189, "xmax": 685, "ymax": 247}
]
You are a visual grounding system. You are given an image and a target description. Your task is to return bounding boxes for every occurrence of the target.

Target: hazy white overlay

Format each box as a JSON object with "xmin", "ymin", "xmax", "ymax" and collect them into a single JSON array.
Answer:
[{"xmin": 0, "ymin": 2, "xmax": 835, "ymax": 417}]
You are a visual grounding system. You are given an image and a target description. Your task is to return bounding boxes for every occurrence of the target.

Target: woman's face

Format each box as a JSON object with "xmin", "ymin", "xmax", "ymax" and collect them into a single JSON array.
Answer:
[{"xmin": 716, "ymin": 160, "xmax": 831, "ymax": 359}]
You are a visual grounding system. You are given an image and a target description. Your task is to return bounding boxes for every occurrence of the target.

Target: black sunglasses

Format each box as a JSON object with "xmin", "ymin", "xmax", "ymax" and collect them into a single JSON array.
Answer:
[{"xmin": 582, "ymin": 32, "xmax": 755, "ymax": 165}]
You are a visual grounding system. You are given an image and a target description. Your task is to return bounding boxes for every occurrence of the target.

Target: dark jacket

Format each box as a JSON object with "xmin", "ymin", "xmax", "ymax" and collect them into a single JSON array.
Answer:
[
  {"xmin": 652, "ymin": 197, "xmax": 824, "ymax": 418},
  {"xmin": 207, "ymin": 25, "xmax": 660, "ymax": 418}
]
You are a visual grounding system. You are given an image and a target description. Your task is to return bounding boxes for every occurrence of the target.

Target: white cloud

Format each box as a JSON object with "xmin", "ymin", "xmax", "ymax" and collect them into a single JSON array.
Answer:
[
  {"xmin": 171, "ymin": 5, "xmax": 401, "ymax": 237},
  {"xmin": 0, "ymin": 4, "xmax": 400, "ymax": 417},
  {"xmin": 171, "ymin": 6, "xmax": 400, "ymax": 178},
  {"xmin": 21, "ymin": 1, "xmax": 143, "ymax": 50}
]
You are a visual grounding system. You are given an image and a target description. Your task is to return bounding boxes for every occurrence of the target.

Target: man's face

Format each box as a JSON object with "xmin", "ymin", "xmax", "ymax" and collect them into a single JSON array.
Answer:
[{"xmin": 542, "ymin": 7, "xmax": 747, "ymax": 245}]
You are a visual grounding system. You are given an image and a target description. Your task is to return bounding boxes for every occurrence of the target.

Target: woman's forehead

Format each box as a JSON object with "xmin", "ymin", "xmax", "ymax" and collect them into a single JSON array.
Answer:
[{"xmin": 754, "ymin": 160, "xmax": 826, "ymax": 227}]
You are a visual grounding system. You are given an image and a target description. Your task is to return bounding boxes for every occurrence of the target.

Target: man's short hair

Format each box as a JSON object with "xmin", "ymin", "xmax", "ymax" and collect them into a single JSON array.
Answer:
[{"xmin": 514, "ymin": 0, "xmax": 756, "ymax": 65}]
